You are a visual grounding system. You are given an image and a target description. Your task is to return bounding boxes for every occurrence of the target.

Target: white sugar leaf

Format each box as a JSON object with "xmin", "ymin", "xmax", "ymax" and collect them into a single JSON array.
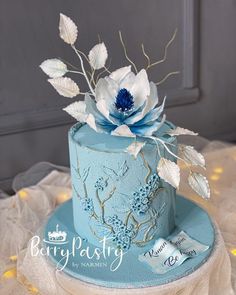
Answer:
[
  {"xmin": 111, "ymin": 125, "xmax": 135, "ymax": 137},
  {"xmin": 188, "ymin": 172, "xmax": 210, "ymax": 199},
  {"xmin": 88, "ymin": 43, "xmax": 108, "ymax": 70},
  {"xmin": 126, "ymin": 141, "xmax": 145, "ymax": 158},
  {"xmin": 157, "ymin": 158, "xmax": 180, "ymax": 188},
  {"xmin": 59, "ymin": 13, "xmax": 78, "ymax": 45},
  {"xmin": 178, "ymin": 145, "xmax": 205, "ymax": 168},
  {"xmin": 167, "ymin": 127, "xmax": 198, "ymax": 136},
  {"xmin": 63, "ymin": 101, "xmax": 87, "ymax": 122},
  {"xmin": 40, "ymin": 59, "xmax": 68, "ymax": 78},
  {"xmin": 48, "ymin": 77, "xmax": 80, "ymax": 98},
  {"xmin": 86, "ymin": 113, "xmax": 98, "ymax": 132}
]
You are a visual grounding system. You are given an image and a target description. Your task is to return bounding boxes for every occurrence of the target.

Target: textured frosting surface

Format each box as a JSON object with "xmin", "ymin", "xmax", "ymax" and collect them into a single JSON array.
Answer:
[{"xmin": 69, "ymin": 122, "xmax": 177, "ymax": 251}]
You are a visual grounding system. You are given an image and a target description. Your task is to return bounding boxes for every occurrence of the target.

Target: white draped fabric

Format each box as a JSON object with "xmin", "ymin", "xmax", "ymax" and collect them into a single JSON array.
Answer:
[{"xmin": 0, "ymin": 140, "xmax": 235, "ymax": 295}]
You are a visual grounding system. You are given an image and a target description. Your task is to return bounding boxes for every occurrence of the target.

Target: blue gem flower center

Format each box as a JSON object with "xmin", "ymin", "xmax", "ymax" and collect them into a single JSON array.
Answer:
[{"xmin": 115, "ymin": 88, "xmax": 134, "ymax": 112}]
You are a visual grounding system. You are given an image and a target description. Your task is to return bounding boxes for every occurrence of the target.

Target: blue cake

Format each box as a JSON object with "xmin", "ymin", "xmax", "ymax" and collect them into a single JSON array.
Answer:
[
  {"xmin": 69, "ymin": 121, "xmax": 177, "ymax": 251},
  {"xmin": 41, "ymin": 13, "xmax": 212, "ymax": 285}
]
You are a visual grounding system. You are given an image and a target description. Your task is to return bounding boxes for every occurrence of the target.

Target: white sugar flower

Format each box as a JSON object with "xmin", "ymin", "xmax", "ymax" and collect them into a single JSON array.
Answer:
[{"xmin": 64, "ymin": 66, "xmax": 166, "ymax": 137}]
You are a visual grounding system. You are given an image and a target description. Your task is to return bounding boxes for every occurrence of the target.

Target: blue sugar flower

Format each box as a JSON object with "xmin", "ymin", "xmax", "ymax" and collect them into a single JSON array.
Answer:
[
  {"xmin": 94, "ymin": 177, "xmax": 107, "ymax": 191},
  {"xmin": 64, "ymin": 66, "xmax": 166, "ymax": 138}
]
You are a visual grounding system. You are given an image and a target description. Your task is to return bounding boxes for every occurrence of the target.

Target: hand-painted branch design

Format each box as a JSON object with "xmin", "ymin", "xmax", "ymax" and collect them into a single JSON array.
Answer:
[
  {"xmin": 140, "ymin": 151, "xmax": 152, "ymax": 182},
  {"xmin": 73, "ymin": 147, "xmax": 166, "ymax": 250}
]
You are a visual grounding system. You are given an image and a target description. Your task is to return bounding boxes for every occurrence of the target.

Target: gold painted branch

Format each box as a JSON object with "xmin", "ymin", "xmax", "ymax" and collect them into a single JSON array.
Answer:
[{"xmin": 140, "ymin": 151, "xmax": 152, "ymax": 183}]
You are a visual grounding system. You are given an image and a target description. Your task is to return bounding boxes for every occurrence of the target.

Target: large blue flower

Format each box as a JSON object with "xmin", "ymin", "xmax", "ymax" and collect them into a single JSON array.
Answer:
[{"xmin": 64, "ymin": 66, "xmax": 166, "ymax": 137}]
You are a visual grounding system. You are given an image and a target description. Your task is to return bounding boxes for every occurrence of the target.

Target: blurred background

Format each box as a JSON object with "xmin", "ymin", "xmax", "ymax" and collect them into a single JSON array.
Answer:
[{"xmin": 0, "ymin": 0, "xmax": 236, "ymax": 192}]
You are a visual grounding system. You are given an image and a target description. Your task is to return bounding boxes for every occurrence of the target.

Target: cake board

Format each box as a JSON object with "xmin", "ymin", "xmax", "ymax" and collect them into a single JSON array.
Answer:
[{"xmin": 43, "ymin": 195, "xmax": 215, "ymax": 289}]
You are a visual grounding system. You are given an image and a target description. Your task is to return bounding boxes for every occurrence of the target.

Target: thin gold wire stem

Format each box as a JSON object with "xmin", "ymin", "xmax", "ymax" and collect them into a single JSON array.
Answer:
[
  {"xmin": 71, "ymin": 45, "xmax": 95, "ymax": 95},
  {"xmin": 95, "ymin": 68, "xmax": 107, "ymax": 84},
  {"xmin": 58, "ymin": 57, "xmax": 80, "ymax": 71},
  {"xmin": 155, "ymin": 71, "xmax": 180, "ymax": 86},
  {"xmin": 119, "ymin": 31, "xmax": 138, "ymax": 73},
  {"xmin": 89, "ymin": 69, "xmax": 96, "ymax": 87},
  {"xmin": 68, "ymin": 70, "xmax": 84, "ymax": 75},
  {"xmin": 95, "ymin": 60, "xmax": 112, "ymax": 83},
  {"xmin": 58, "ymin": 57, "xmax": 79, "ymax": 72},
  {"xmin": 97, "ymin": 34, "xmax": 102, "ymax": 43},
  {"xmin": 147, "ymin": 28, "xmax": 178, "ymax": 70},
  {"xmin": 141, "ymin": 44, "xmax": 151, "ymax": 68},
  {"xmin": 77, "ymin": 49, "xmax": 90, "ymax": 63},
  {"xmin": 104, "ymin": 65, "xmax": 111, "ymax": 74}
]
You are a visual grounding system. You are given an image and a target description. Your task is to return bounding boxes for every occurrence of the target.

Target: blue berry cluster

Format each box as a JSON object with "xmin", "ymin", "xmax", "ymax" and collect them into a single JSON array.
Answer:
[
  {"xmin": 107, "ymin": 215, "xmax": 134, "ymax": 250},
  {"xmin": 131, "ymin": 173, "xmax": 160, "ymax": 215},
  {"xmin": 94, "ymin": 177, "xmax": 107, "ymax": 191},
  {"xmin": 81, "ymin": 198, "xmax": 94, "ymax": 213}
]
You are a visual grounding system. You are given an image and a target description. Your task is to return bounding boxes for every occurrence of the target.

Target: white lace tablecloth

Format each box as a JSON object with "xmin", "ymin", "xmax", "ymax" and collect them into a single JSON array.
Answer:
[{"xmin": 0, "ymin": 141, "xmax": 236, "ymax": 295}]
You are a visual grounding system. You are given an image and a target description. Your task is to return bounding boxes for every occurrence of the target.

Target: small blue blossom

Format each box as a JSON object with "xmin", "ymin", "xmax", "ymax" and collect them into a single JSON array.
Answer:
[
  {"xmin": 112, "ymin": 229, "xmax": 132, "ymax": 250},
  {"xmin": 107, "ymin": 215, "xmax": 119, "ymax": 224},
  {"xmin": 131, "ymin": 189, "xmax": 150, "ymax": 215},
  {"xmin": 107, "ymin": 215, "xmax": 135, "ymax": 250},
  {"xmin": 131, "ymin": 173, "xmax": 161, "ymax": 215},
  {"xmin": 107, "ymin": 215, "xmax": 123, "ymax": 232},
  {"xmin": 127, "ymin": 224, "xmax": 134, "ymax": 232},
  {"xmin": 82, "ymin": 198, "xmax": 94, "ymax": 212},
  {"xmin": 139, "ymin": 186, "xmax": 150, "ymax": 195},
  {"xmin": 131, "ymin": 194, "xmax": 150, "ymax": 215},
  {"xmin": 142, "ymin": 197, "xmax": 149, "ymax": 204},
  {"xmin": 133, "ymin": 191, "xmax": 139, "ymax": 197},
  {"xmin": 94, "ymin": 177, "xmax": 107, "ymax": 191},
  {"xmin": 136, "ymin": 197, "xmax": 141, "ymax": 204},
  {"xmin": 148, "ymin": 173, "xmax": 160, "ymax": 190},
  {"xmin": 140, "ymin": 204, "xmax": 149, "ymax": 213}
]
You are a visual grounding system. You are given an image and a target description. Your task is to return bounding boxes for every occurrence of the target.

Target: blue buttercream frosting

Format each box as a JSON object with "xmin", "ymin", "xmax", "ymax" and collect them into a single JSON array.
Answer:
[{"xmin": 68, "ymin": 121, "xmax": 177, "ymax": 251}]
